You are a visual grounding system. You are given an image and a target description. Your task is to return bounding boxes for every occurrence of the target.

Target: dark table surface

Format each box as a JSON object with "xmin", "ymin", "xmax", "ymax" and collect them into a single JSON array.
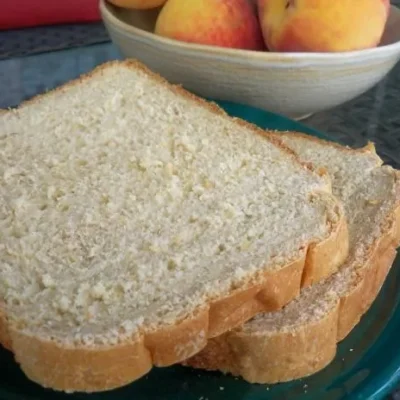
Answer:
[{"xmin": 0, "ymin": 2, "xmax": 400, "ymax": 399}]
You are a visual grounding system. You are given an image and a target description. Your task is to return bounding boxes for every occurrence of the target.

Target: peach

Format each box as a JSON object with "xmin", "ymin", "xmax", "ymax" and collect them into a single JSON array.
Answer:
[
  {"xmin": 107, "ymin": 0, "xmax": 167, "ymax": 10},
  {"xmin": 258, "ymin": 0, "xmax": 390, "ymax": 52},
  {"xmin": 155, "ymin": 0, "xmax": 265, "ymax": 50}
]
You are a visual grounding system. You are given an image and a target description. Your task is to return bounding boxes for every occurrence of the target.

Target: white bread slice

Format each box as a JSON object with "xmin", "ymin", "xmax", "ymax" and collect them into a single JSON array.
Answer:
[
  {"xmin": 186, "ymin": 133, "xmax": 400, "ymax": 383},
  {"xmin": 0, "ymin": 61, "xmax": 348, "ymax": 392}
]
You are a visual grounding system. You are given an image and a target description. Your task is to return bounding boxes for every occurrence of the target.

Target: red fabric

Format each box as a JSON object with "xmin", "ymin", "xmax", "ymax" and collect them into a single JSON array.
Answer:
[{"xmin": 0, "ymin": 0, "xmax": 101, "ymax": 30}]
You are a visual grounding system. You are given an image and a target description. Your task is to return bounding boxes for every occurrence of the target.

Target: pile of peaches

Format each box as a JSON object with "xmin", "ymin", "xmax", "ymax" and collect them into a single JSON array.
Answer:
[{"xmin": 108, "ymin": 0, "xmax": 390, "ymax": 53}]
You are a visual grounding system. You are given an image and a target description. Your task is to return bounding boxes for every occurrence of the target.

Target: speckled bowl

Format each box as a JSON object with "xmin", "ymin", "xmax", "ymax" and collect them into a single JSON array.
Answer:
[{"xmin": 100, "ymin": 1, "xmax": 400, "ymax": 120}]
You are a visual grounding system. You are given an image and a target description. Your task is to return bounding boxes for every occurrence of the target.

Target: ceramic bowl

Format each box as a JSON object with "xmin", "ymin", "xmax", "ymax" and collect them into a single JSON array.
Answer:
[{"xmin": 100, "ymin": 1, "xmax": 400, "ymax": 120}]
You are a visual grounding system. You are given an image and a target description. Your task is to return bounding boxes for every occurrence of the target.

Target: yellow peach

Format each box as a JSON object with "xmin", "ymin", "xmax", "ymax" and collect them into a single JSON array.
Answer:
[
  {"xmin": 258, "ymin": 0, "xmax": 390, "ymax": 52},
  {"xmin": 107, "ymin": 0, "xmax": 167, "ymax": 10},
  {"xmin": 155, "ymin": 0, "xmax": 265, "ymax": 51}
]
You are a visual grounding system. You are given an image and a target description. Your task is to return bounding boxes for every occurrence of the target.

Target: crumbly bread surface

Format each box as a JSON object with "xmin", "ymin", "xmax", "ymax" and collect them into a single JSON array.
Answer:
[
  {"xmin": 186, "ymin": 134, "xmax": 400, "ymax": 383},
  {"xmin": 0, "ymin": 61, "xmax": 348, "ymax": 392}
]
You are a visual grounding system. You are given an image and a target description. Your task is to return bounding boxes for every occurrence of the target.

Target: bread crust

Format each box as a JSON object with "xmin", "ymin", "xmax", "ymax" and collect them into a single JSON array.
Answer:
[
  {"xmin": 0, "ymin": 60, "xmax": 348, "ymax": 392},
  {"xmin": 185, "ymin": 301, "xmax": 340, "ymax": 384},
  {"xmin": 185, "ymin": 139, "xmax": 400, "ymax": 384}
]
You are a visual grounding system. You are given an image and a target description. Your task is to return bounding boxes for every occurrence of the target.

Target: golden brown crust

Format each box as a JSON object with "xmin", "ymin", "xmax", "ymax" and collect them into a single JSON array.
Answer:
[
  {"xmin": 302, "ymin": 210, "xmax": 349, "ymax": 287},
  {"xmin": 185, "ymin": 146, "xmax": 400, "ymax": 385},
  {"xmin": 0, "ymin": 60, "xmax": 348, "ymax": 392},
  {"xmin": 10, "ymin": 329, "xmax": 153, "ymax": 393},
  {"xmin": 184, "ymin": 302, "xmax": 340, "ymax": 384},
  {"xmin": 208, "ymin": 255, "xmax": 305, "ymax": 339},
  {"xmin": 144, "ymin": 307, "xmax": 209, "ymax": 366}
]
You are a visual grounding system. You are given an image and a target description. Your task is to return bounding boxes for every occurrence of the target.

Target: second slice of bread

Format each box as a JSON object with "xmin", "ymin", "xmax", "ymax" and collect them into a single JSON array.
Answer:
[
  {"xmin": 0, "ymin": 61, "xmax": 348, "ymax": 392},
  {"xmin": 185, "ymin": 133, "xmax": 400, "ymax": 383}
]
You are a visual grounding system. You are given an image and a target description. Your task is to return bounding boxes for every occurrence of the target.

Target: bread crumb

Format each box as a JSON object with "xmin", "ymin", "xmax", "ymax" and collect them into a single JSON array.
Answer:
[
  {"xmin": 91, "ymin": 282, "xmax": 106, "ymax": 300},
  {"xmin": 164, "ymin": 162, "xmax": 174, "ymax": 177},
  {"xmin": 58, "ymin": 296, "xmax": 70, "ymax": 312},
  {"xmin": 366, "ymin": 199, "xmax": 380, "ymax": 205},
  {"xmin": 42, "ymin": 274, "xmax": 55, "ymax": 288}
]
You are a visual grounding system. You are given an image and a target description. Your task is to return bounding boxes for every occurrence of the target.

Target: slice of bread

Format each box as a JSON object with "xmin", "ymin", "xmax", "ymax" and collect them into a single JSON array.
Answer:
[
  {"xmin": 185, "ymin": 133, "xmax": 400, "ymax": 383},
  {"xmin": 0, "ymin": 61, "xmax": 348, "ymax": 393}
]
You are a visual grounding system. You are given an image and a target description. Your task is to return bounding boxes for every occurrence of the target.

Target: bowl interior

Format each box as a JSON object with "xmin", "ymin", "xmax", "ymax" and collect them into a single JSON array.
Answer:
[
  {"xmin": 106, "ymin": 2, "xmax": 400, "ymax": 50},
  {"xmin": 109, "ymin": 4, "xmax": 160, "ymax": 34},
  {"xmin": 381, "ymin": 5, "xmax": 400, "ymax": 46}
]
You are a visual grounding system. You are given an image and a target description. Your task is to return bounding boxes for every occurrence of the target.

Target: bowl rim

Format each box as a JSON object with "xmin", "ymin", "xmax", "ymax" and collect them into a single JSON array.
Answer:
[{"xmin": 100, "ymin": 0, "xmax": 400, "ymax": 65}]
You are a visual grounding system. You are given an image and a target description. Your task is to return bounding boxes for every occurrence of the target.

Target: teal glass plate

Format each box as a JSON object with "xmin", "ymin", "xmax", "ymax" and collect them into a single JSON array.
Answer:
[{"xmin": 0, "ymin": 101, "xmax": 399, "ymax": 400}]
